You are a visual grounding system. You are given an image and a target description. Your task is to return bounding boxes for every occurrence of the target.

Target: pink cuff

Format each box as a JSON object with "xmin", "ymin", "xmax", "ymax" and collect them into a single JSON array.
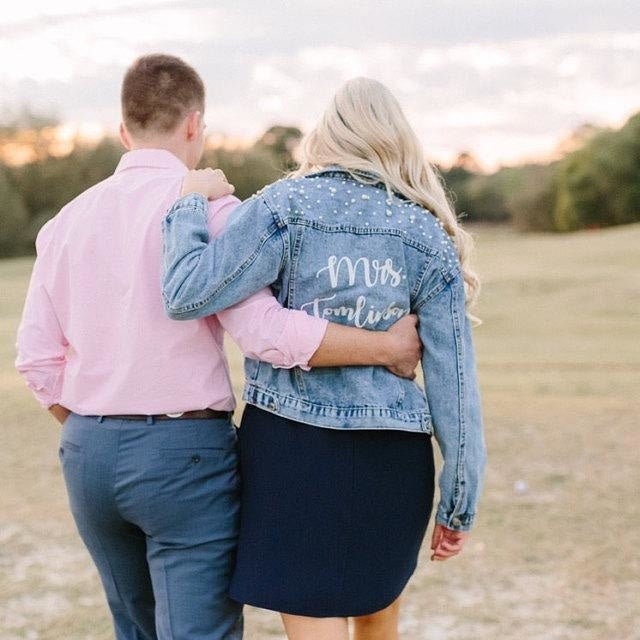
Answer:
[
  {"xmin": 17, "ymin": 367, "xmax": 64, "ymax": 408},
  {"xmin": 272, "ymin": 315, "xmax": 328, "ymax": 371}
]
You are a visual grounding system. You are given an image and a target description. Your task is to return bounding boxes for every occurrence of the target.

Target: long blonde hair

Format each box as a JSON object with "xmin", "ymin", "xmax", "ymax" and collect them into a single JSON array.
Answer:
[{"xmin": 292, "ymin": 77, "xmax": 480, "ymax": 311}]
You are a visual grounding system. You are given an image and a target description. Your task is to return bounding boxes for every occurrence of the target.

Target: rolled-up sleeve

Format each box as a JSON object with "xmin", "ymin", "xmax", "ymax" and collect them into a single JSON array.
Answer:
[
  {"xmin": 217, "ymin": 290, "xmax": 328, "ymax": 370},
  {"xmin": 15, "ymin": 222, "xmax": 68, "ymax": 407}
]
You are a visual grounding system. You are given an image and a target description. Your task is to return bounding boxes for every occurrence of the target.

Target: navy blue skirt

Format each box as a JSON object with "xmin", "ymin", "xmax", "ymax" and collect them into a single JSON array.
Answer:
[{"xmin": 229, "ymin": 404, "xmax": 435, "ymax": 617}]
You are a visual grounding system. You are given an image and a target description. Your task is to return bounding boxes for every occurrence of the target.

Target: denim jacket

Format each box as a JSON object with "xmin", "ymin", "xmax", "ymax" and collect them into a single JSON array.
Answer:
[{"xmin": 162, "ymin": 167, "xmax": 486, "ymax": 530}]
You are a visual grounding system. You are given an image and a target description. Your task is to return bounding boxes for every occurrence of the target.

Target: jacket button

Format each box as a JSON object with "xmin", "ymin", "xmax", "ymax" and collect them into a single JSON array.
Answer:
[
  {"xmin": 451, "ymin": 517, "xmax": 462, "ymax": 527},
  {"xmin": 191, "ymin": 455, "xmax": 201, "ymax": 464}
]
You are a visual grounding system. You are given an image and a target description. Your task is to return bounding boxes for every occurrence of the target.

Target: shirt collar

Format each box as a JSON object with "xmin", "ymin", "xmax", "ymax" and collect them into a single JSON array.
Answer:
[{"xmin": 115, "ymin": 149, "xmax": 188, "ymax": 174}]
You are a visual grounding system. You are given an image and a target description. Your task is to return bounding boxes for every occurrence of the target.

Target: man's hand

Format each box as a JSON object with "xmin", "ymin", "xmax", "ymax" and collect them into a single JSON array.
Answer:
[
  {"xmin": 181, "ymin": 168, "xmax": 235, "ymax": 200},
  {"xmin": 49, "ymin": 404, "xmax": 71, "ymax": 425},
  {"xmin": 384, "ymin": 314, "xmax": 421, "ymax": 379},
  {"xmin": 430, "ymin": 523, "xmax": 469, "ymax": 561}
]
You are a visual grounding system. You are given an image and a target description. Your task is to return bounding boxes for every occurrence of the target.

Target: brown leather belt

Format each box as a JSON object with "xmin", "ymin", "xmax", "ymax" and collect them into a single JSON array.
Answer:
[{"xmin": 103, "ymin": 409, "xmax": 232, "ymax": 421}]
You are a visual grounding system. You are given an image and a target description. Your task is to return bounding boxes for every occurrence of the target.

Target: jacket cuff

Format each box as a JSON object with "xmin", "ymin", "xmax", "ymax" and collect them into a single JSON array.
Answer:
[
  {"xmin": 435, "ymin": 505, "xmax": 475, "ymax": 531},
  {"xmin": 167, "ymin": 193, "xmax": 208, "ymax": 219}
]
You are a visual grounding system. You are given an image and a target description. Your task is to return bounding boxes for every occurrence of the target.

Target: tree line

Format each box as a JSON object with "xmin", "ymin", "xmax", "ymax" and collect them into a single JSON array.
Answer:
[
  {"xmin": 446, "ymin": 112, "xmax": 640, "ymax": 232},
  {"xmin": 1, "ymin": 112, "xmax": 638, "ymax": 258}
]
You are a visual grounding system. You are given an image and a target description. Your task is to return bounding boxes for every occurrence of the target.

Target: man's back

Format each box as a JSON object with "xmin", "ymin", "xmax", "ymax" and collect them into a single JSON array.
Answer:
[
  {"xmin": 14, "ymin": 54, "xmax": 334, "ymax": 640},
  {"xmin": 17, "ymin": 149, "xmax": 237, "ymax": 414}
]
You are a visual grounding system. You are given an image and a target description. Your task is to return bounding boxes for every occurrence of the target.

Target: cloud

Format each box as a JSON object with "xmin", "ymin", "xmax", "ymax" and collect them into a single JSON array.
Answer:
[
  {"xmin": 0, "ymin": 1, "xmax": 202, "ymax": 34},
  {"xmin": 232, "ymin": 32, "xmax": 640, "ymax": 166},
  {"xmin": 0, "ymin": 1, "xmax": 639, "ymax": 167}
]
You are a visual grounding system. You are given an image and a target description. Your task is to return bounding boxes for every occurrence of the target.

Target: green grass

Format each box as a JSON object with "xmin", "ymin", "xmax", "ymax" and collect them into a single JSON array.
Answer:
[{"xmin": 1, "ymin": 225, "xmax": 639, "ymax": 639}]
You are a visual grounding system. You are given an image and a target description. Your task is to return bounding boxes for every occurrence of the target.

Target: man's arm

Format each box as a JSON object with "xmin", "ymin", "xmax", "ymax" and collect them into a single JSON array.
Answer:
[
  {"xmin": 217, "ymin": 289, "xmax": 421, "ymax": 377},
  {"xmin": 308, "ymin": 315, "xmax": 420, "ymax": 378},
  {"xmin": 15, "ymin": 221, "xmax": 70, "ymax": 424}
]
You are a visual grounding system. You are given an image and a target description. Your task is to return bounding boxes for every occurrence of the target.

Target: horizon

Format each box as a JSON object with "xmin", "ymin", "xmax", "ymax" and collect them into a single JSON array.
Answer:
[
  {"xmin": 1, "ymin": 1, "xmax": 639, "ymax": 170},
  {"xmin": 0, "ymin": 115, "xmax": 629, "ymax": 174}
]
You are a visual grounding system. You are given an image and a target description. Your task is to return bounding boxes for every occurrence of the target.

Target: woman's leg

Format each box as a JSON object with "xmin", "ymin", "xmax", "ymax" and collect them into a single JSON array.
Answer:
[
  {"xmin": 352, "ymin": 596, "xmax": 401, "ymax": 640},
  {"xmin": 281, "ymin": 613, "xmax": 349, "ymax": 640}
]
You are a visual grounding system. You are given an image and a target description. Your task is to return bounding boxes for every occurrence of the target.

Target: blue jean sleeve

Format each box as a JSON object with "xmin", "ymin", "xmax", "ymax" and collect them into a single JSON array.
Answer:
[
  {"xmin": 162, "ymin": 193, "xmax": 286, "ymax": 320},
  {"xmin": 416, "ymin": 270, "xmax": 487, "ymax": 531}
]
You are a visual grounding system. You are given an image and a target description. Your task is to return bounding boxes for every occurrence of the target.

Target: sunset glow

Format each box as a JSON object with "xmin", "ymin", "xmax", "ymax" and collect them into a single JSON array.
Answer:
[
  {"xmin": 0, "ymin": 123, "xmax": 108, "ymax": 166},
  {"xmin": 1, "ymin": 1, "xmax": 638, "ymax": 170}
]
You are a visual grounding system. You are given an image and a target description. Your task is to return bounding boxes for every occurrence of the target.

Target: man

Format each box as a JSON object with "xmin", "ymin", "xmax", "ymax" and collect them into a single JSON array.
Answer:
[{"xmin": 15, "ymin": 54, "xmax": 420, "ymax": 640}]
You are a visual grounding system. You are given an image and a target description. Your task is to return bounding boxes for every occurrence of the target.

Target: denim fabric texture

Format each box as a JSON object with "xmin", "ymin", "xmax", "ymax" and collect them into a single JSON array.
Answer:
[
  {"xmin": 162, "ymin": 166, "xmax": 486, "ymax": 530},
  {"xmin": 59, "ymin": 413, "xmax": 243, "ymax": 639}
]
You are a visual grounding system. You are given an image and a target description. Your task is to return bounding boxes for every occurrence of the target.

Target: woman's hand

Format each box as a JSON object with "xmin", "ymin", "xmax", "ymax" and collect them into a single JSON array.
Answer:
[
  {"xmin": 181, "ymin": 168, "xmax": 235, "ymax": 200},
  {"xmin": 430, "ymin": 523, "xmax": 469, "ymax": 561}
]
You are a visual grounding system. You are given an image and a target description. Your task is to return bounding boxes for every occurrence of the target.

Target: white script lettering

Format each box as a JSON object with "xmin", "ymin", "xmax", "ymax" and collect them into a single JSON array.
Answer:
[
  {"xmin": 301, "ymin": 295, "xmax": 409, "ymax": 328},
  {"xmin": 316, "ymin": 256, "xmax": 403, "ymax": 289}
]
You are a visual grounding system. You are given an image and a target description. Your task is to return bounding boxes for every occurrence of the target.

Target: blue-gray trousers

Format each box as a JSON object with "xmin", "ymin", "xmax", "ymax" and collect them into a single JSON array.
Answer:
[{"xmin": 59, "ymin": 413, "xmax": 243, "ymax": 640}]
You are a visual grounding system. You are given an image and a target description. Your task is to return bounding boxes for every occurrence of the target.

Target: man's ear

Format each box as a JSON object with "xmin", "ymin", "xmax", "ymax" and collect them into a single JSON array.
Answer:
[
  {"xmin": 185, "ymin": 110, "xmax": 202, "ymax": 141},
  {"xmin": 119, "ymin": 123, "xmax": 132, "ymax": 150}
]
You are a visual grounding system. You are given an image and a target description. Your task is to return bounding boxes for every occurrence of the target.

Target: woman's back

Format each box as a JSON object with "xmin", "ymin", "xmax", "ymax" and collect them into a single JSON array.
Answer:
[
  {"xmin": 274, "ymin": 167, "xmax": 457, "ymax": 328},
  {"xmin": 237, "ymin": 166, "xmax": 461, "ymax": 432}
]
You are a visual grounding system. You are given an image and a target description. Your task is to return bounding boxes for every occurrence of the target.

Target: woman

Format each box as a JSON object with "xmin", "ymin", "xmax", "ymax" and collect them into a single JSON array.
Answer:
[{"xmin": 162, "ymin": 77, "xmax": 486, "ymax": 640}]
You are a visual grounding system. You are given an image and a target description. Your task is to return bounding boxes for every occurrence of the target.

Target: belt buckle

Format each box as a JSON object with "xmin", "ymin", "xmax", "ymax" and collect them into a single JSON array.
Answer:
[{"xmin": 165, "ymin": 412, "xmax": 184, "ymax": 418}]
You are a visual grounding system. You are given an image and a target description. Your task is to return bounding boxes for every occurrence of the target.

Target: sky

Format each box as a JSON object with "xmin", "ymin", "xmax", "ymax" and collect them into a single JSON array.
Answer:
[{"xmin": 1, "ymin": 0, "xmax": 639, "ymax": 169}]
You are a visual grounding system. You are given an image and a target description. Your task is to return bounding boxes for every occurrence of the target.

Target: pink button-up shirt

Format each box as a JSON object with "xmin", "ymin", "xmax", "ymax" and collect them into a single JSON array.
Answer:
[{"xmin": 15, "ymin": 149, "xmax": 328, "ymax": 415}]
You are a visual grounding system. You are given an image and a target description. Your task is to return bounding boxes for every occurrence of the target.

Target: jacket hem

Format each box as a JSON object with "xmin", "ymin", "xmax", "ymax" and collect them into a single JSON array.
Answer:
[{"xmin": 243, "ymin": 384, "xmax": 433, "ymax": 434}]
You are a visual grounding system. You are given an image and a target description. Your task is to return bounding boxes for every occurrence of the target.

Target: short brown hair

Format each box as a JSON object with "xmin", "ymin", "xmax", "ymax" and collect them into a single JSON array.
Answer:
[{"xmin": 121, "ymin": 54, "xmax": 205, "ymax": 134}]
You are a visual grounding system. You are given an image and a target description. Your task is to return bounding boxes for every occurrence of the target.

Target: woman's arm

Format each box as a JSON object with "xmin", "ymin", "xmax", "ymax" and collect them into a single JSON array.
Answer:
[
  {"xmin": 162, "ymin": 191, "xmax": 285, "ymax": 319},
  {"xmin": 416, "ymin": 267, "xmax": 487, "ymax": 532}
]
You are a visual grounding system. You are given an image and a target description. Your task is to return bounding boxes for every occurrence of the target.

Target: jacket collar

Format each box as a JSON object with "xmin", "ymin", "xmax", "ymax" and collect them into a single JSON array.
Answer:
[
  {"xmin": 306, "ymin": 164, "xmax": 382, "ymax": 183},
  {"xmin": 305, "ymin": 164, "xmax": 409, "ymax": 199}
]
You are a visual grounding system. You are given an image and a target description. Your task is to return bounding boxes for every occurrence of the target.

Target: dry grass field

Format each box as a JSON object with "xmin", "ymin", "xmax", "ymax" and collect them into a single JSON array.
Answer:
[{"xmin": 1, "ymin": 225, "xmax": 639, "ymax": 639}]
